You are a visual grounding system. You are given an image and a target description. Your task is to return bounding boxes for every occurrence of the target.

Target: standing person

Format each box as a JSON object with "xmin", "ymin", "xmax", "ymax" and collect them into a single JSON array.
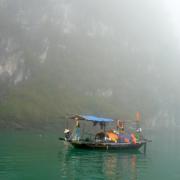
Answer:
[
  {"xmin": 117, "ymin": 120, "xmax": 125, "ymax": 133},
  {"xmin": 75, "ymin": 118, "xmax": 80, "ymax": 141}
]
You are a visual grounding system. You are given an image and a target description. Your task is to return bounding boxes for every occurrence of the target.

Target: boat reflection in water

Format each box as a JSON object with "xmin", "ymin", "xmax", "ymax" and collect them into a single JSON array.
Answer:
[
  {"xmin": 103, "ymin": 152, "xmax": 138, "ymax": 180},
  {"xmin": 58, "ymin": 146, "xmax": 146, "ymax": 180}
]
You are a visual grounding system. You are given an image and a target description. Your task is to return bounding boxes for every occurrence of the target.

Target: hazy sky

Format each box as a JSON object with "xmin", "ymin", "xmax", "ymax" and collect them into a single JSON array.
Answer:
[{"xmin": 164, "ymin": 0, "xmax": 180, "ymax": 41}]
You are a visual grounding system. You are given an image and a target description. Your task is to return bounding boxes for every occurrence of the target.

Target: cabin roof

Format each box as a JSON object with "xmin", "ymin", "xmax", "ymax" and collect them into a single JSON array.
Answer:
[{"xmin": 70, "ymin": 115, "xmax": 113, "ymax": 123}]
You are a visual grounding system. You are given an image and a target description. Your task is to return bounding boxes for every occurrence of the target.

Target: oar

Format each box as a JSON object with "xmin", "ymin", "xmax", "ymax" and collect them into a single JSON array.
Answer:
[
  {"xmin": 143, "ymin": 139, "xmax": 152, "ymax": 154},
  {"xmin": 59, "ymin": 137, "xmax": 72, "ymax": 142},
  {"xmin": 59, "ymin": 137, "xmax": 65, "ymax": 141},
  {"xmin": 144, "ymin": 139, "xmax": 152, "ymax": 142}
]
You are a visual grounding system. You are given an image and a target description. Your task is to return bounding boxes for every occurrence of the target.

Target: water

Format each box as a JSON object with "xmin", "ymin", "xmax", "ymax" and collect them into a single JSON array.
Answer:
[{"xmin": 0, "ymin": 130, "xmax": 180, "ymax": 180}]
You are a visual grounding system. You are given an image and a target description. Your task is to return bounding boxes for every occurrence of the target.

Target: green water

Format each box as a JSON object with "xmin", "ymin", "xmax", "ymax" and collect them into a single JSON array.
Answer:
[{"xmin": 0, "ymin": 130, "xmax": 180, "ymax": 180}]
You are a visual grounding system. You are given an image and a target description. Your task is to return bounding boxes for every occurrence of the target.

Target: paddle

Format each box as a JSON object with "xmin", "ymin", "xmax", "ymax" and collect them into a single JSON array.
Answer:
[
  {"xmin": 144, "ymin": 139, "xmax": 152, "ymax": 142},
  {"xmin": 59, "ymin": 137, "xmax": 65, "ymax": 141}
]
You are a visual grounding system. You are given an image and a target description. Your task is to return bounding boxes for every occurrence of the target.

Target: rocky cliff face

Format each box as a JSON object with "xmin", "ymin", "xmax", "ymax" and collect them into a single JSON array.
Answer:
[{"xmin": 0, "ymin": 0, "xmax": 180, "ymax": 128}]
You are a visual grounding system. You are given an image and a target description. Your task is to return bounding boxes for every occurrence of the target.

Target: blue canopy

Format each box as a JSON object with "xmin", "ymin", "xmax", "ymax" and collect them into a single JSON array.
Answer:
[{"xmin": 81, "ymin": 115, "xmax": 113, "ymax": 123}]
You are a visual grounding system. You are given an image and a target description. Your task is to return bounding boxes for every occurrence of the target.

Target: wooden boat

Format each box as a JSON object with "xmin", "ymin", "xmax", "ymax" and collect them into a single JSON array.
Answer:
[
  {"xmin": 70, "ymin": 140, "xmax": 146, "ymax": 150},
  {"xmin": 60, "ymin": 115, "xmax": 149, "ymax": 152}
]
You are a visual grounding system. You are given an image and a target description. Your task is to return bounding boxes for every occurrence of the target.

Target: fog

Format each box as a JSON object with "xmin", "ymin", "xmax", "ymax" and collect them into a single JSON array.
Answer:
[{"xmin": 0, "ymin": 0, "xmax": 180, "ymax": 129}]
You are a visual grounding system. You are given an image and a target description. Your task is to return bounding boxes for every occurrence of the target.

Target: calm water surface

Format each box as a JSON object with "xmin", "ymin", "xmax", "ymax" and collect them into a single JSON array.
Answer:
[{"xmin": 0, "ymin": 130, "xmax": 180, "ymax": 180}]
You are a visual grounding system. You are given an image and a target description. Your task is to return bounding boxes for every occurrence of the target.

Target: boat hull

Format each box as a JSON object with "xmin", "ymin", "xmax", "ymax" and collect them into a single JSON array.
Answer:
[{"xmin": 70, "ymin": 141, "xmax": 146, "ymax": 150}]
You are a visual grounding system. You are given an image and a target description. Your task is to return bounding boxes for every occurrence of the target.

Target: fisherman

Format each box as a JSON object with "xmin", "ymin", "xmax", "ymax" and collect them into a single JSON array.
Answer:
[
  {"xmin": 117, "ymin": 120, "xmax": 125, "ymax": 133},
  {"xmin": 75, "ymin": 117, "xmax": 80, "ymax": 141},
  {"xmin": 136, "ymin": 127, "xmax": 143, "ymax": 141},
  {"xmin": 64, "ymin": 129, "xmax": 71, "ymax": 140}
]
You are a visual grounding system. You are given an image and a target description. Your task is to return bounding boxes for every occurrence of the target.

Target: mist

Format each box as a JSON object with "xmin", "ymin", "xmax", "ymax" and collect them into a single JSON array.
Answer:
[{"xmin": 0, "ymin": 0, "xmax": 180, "ymax": 129}]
